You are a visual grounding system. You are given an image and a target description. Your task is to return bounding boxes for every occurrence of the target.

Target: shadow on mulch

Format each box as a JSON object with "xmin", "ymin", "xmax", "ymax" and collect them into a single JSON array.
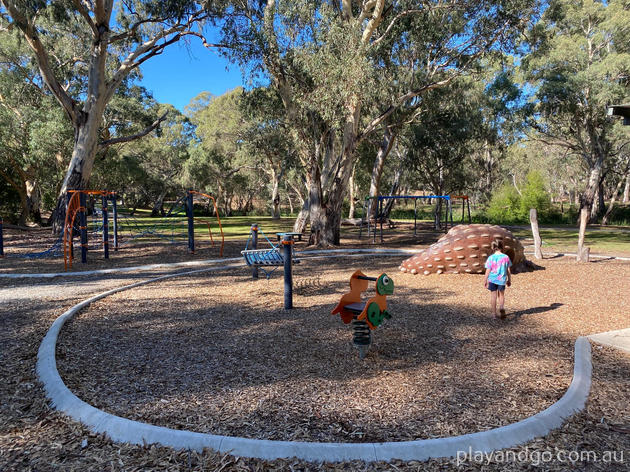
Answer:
[{"xmin": 509, "ymin": 303, "xmax": 564, "ymax": 319}]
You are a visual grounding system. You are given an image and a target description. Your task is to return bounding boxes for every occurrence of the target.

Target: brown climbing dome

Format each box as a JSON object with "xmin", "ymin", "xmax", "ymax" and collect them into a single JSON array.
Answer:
[{"xmin": 399, "ymin": 224, "xmax": 525, "ymax": 275}]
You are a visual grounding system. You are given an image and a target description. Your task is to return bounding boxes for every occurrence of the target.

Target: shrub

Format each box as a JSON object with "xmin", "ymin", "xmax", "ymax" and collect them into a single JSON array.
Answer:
[
  {"xmin": 519, "ymin": 171, "xmax": 551, "ymax": 220},
  {"xmin": 486, "ymin": 184, "xmax": 523, "ymax": 224}
]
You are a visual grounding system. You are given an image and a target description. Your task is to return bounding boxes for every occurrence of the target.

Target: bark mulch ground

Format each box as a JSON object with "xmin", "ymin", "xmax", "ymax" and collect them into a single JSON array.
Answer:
[{"xmin": 1, "ymin": 242, "xmax": 629, "ymax": 471}]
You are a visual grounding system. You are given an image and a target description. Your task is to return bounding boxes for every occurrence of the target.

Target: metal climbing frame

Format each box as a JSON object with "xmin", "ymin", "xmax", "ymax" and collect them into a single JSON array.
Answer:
[
  {"xmin": 186, "ymin": 190, "xmax": 224, "ymax": 257},
  {"xmin": 64, "ymin": 190, "xmax": 117, "ymax": 270}
]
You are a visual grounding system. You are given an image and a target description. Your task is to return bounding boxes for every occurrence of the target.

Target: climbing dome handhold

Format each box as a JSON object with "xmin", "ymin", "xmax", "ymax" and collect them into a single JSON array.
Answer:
[{"xmin": 399, "ymin": 224, "xmax": 526, "ymax": 275}]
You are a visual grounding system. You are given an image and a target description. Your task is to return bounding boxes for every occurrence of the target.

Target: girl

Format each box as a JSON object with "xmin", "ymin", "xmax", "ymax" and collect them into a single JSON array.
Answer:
[{"xmin": 483, "ymin": 239, "xmax": 512, "ymax": 319}]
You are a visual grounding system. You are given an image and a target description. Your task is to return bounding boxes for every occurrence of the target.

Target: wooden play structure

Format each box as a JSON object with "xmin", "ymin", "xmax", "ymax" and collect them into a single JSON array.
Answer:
[{"xmin": 331, "ymin": 270, "xmax": 394, "ymax": 359}]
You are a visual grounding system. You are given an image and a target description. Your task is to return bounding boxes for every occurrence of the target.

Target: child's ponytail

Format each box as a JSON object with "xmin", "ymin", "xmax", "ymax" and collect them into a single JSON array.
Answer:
[{"xmin": 491, "ymin": 239, "xmax": 504, "ymax": 252}]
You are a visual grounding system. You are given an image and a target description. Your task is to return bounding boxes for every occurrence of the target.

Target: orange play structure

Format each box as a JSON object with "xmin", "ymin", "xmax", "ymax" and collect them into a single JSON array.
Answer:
[
  {"xmin": 188, "ymin": 190, "xmax": 224, "ymax": 257},
  {"xmin": 63, "ymin": 190, "xmax": 116, "ymax": 270}
]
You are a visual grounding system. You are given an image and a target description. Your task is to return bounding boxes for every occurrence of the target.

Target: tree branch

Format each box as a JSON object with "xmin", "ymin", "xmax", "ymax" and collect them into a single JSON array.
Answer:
[
  {"xmin": 1, "ymin": 0, "xmax": 79, "ymax": 124},
  {"xmin": 370, "ymin": 8, "xmax": 423, "ymax": 48},
  {"xmin": 98, "ymin": 111, "xmax": 168, "ymax": 149},
  {"xmin": 106, "ymin": 11, "xmax": 208, "ymax": 100},
  {"xmin": 71, "ymin": 0, "xmax": 99, "ymax": 37},
  {"xmin": 360, "ymin": 76, "xmax": 455, "ymax": 138}
]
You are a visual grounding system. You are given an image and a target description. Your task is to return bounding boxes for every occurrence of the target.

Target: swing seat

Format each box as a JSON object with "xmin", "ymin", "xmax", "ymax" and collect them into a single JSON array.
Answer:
[
  {"xmin": 342, "ymin": 302, "xmax": 367, "ymax": 314},
  {"xmin": 241, "ymin": 248, "xmax": 300, "ymax": 267}
]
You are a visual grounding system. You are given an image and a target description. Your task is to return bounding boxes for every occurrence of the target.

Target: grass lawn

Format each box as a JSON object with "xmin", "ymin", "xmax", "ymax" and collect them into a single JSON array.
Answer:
[
  {"xmin": 103, "ymin": 212, "xmax": 297, "ymax": 242},
  {"xmin": 101, "ymin": 209, "xmax": 630, "ymax": 256},
  {"xmin": 508, "ymin": 225, "xmax": 630, "ymax": 256}
]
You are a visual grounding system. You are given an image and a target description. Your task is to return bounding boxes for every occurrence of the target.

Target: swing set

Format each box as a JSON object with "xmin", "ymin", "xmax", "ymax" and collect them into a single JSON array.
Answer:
[{"xmin": 359, "ymin": 194, "xmax": 471, "ymax": 243}]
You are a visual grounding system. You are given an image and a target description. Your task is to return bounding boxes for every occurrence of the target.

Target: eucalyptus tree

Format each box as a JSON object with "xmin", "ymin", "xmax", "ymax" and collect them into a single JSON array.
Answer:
[
  {"xmin": 0, "ymin": 0, "xmax": 217, "ymax": 231},
  {"xmin": 93, "ymin": 99, "xmax": 193, "ymax": 215},
  {"xmin": 521, "ymin": 0, "xmax": 630, "ymax": 259},
  {"xmin": 0, "ymin": 31, "xmax": 73, "ymax": 225},
  {"xmin": 401, "ymin": 78, "xmax": 486, "ymax": 226},
  {"xmin": 240, "ymin": 86, "xmax": 298, "ymax": 218},
  {"xmin": 219, "ymin": 0, "xmax": 537, "ymax": 246},
  {"xmin": 184, "ymin": 88, "xmax": 260, "ymax": 215}
]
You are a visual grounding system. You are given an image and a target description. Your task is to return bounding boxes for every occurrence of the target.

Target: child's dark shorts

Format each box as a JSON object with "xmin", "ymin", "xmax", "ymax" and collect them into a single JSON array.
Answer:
[{"xmin": 488, "ymin": 282, "xmax": 506, "ymax": 292}]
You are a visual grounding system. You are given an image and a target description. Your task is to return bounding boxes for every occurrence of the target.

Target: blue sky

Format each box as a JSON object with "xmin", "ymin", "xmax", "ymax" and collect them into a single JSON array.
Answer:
[{"xmin": 138, "ymin": 38, "xmax": 244, "ymax": 112}]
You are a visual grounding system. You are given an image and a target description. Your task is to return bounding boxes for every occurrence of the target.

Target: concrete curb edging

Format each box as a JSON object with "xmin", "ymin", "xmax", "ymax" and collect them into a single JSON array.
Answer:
[{"xmin": 37, "ymin": 256, "xmax": 593, "ymax": 462}]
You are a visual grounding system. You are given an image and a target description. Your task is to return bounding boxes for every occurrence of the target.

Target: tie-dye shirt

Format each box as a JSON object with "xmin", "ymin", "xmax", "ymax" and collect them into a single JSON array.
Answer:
[{"xmin": 485, "ymin": 252, "xmax": 512, "ymax": 285}]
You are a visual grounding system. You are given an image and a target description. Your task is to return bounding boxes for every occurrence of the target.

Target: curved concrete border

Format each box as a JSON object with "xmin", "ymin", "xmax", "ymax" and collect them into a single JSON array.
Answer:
[{"xmin": 37, "ymin": 253, "xmax": 593, "ymax": 462}]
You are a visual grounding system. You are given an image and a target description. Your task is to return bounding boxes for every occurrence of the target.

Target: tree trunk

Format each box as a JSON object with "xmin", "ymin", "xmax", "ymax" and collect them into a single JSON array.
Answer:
[
  {"xmin": 348, "ymin": 164, "xmax": 356, "ymax": 219},
  {"xmin": 151, "ymin": 191, "xmax": 167, "ymax": 217},
  {"xmin": 577, "ymin": 206, "xmax": 590, "ymax": 262},
  {"xmin": 590, "ymin": 181, "xmax": 605, "ymax": 221},
  {"xmin": 293, "ymin": 200, "xmax": 310, "ymax": 233},
  {"xmin": 577, "ymin": 163, "xmax": 602, "ymax": 261},
  {"xmin": 287, "ymin": 192, "xmax": 294, "ymax": 215},
  {"xmin": 25, "ymin": 180, "xmax": 42, "ymax": 224},
  {"xmin": 602, "ymin": 159, "xmax": 630, "ymax": 225},
  {"xmin": 271, "ymin": 167, "xmax": 281, "ymax": 219},
  {"xmin": 17, "ymin": 187, "xmax": 28, "ymax": 227},
  {"xmin": 51, "ymin": 104, "xmax": 105, "ymax": 233},
  {"xmin": 290, "ymin": 178, "xmax": 309, "ymax": 232},
  {"xmin": 381, "ymin": 160, "xmax": 404, "ymax": 219},
  {"xmin": 306, "ymin": 102, "xmax": 359, "ymax": 246},
  {"xmin": 530, "ymin": 208, "xmax": 543, "ymax": 259},
  {"xmin": 367, "ymin": 126, "xmax": 396, "ymax": 220},
  {"xmin": 623, "ymin": 173, "xmax": 630, "ymax": 204}
]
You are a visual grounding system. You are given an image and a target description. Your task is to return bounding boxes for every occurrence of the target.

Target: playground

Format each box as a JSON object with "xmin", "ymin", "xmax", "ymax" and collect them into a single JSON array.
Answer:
[{"xmin": 1, "ymin": 223, "xmax": 629, "ymax": 470}]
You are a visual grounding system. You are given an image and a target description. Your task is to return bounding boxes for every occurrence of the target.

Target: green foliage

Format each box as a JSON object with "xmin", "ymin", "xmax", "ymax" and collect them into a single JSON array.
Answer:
[
  {"xmin": 520, "ymin": 171, "xmax": 552, "ymax": 217},
  {"xmin": 484, "ymin": 172, "xmax": 556, "ymax": 224},
  {"xmin": 0, "ymin": 27, "xmax": 74, "ymax": 223},
  {"xmin": 520, "ymin": 0, "xmax": 630, "ymax": 215},
  {"xmin": 486, "ymin": 184, "xmax": 523, "ymax": 224}
]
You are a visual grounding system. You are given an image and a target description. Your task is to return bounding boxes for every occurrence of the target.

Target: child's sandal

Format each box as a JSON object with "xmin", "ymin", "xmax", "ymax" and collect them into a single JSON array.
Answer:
[{"xmin": 499, "ymin": 309, "xmax": 506, "ymax": 319}]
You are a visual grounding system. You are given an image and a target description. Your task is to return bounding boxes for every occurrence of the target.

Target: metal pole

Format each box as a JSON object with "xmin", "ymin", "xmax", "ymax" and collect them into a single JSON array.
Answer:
[
  {"xmin": 251, "ymin": 223, "xmax": 259, "ymax": 280},
  {"xmin": 379, "ymin": 197, "xmax": 384, "ymax": 243},
  {"xmin": 467, "ymin": 199, "xmax": 471, "ymax": 223},
  {"xmin": 283, "ymin": 234, "xmax": 294, "ymax": 309},
  {"xmin": 102, "ymin": 195, "xmax": 109, "ymax": 259},
  {"xmin": 66, "ymin": 192, "xmax": 73, "ymax": 258},
  {"xmin": 187, "ymin": 191, "xmax": 194, "ymax": 254},
  {"xmin": 0, "ymin": 216, "xmax": 4, "ymax": 257},
  {"xmin": 79, "ymin": 192, "xmax": 88, "ymax": 263},
  {"xmin": 112, "ymin": 194, "xmax": 119, "ymax": 251},
  {"xmin": 414, "ymin": 198, "xmax": 417, "ymax": 236}
]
